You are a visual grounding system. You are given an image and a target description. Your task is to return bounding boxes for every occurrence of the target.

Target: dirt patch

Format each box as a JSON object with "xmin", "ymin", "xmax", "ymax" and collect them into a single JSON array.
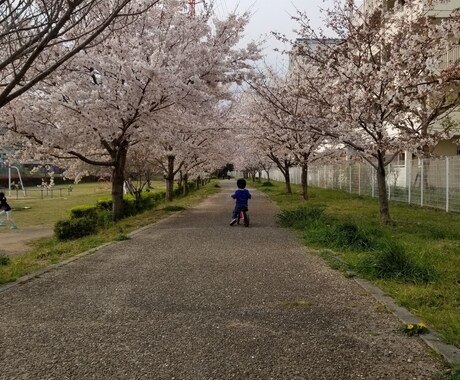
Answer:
[{"xmin": 0, "ymin": 226, "xmax": 54, "ymax": 257}]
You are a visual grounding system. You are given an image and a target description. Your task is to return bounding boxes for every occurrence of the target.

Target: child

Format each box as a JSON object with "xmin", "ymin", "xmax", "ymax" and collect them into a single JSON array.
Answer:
[
  {"xmin": 0, "ymin": 192, "xmax": 17, "ymax": 229},
  {"xmin": 230, "ymin": 178, "xmax": 251, "ymax": 226}
]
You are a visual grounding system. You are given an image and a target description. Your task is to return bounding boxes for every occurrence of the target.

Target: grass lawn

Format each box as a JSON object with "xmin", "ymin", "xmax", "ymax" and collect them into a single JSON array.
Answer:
[
  {"xmin": 253, "ymin": 180, "xmax": 460, "ymax": 350},
  {"xmin": 9, "ymin": 181, "xmax": 166, "ymax": 227},
  {"xmin": 0, "ymin": 180, "xmax": 219, "ymax": 284}
]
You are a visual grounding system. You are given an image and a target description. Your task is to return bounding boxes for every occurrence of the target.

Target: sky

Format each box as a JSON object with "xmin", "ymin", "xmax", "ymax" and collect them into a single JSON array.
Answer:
[{"xmin": 212, "ymin": 0, "xmax": 335, "ymax": 71}]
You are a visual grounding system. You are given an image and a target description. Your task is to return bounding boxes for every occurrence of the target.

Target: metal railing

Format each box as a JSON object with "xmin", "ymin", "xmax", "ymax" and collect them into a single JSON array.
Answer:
[{"xmin": 4, "ymin": 187, "xmax": 71, "ymax": 200}]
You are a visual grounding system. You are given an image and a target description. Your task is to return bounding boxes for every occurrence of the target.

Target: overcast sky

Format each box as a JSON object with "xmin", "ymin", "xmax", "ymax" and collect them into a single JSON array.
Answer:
[{"xmin": 213, "ymin": 0, "xmax": 335, "ymax": 70}]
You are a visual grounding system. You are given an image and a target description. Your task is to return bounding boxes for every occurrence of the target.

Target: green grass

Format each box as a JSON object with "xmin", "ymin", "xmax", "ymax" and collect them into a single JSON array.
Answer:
[
  {"xmin": 0, "ymin": 180, "xmax": 219, "ymax": 285},
  {"xmin": 9, "ymin": 181, "xmax": 166, "ymax": 227},
  {"xmin": 252, "ymin": 180, "xmax": 460, "ymax": 349}
]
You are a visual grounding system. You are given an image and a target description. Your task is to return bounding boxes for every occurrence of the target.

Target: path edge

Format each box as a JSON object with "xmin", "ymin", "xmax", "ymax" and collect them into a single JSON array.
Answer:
[{"xmin": 354, "ymin": 277, "xmax": 460, "ymax": 366}]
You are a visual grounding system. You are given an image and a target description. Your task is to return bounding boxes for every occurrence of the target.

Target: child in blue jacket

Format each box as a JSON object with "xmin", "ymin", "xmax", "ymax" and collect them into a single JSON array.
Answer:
[{"xmin": 230, "ymin": 179, "xmax": 251, "ymax": 226}]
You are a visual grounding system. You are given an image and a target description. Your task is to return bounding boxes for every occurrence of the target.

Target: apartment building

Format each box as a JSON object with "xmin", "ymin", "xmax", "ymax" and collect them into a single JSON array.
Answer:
[{"xmin": 356, "ymin": 0, "xmax": 460, "ymax": 156}]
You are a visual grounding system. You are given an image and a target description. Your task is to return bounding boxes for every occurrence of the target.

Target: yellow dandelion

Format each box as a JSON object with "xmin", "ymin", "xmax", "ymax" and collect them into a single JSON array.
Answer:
[
  {"xmin": 417, "ymin": 323, "xmax": 426, "ymax": 329},
  {"xmin": 406, "ymin": 324, "xmax": 414, "ymax": 330}
]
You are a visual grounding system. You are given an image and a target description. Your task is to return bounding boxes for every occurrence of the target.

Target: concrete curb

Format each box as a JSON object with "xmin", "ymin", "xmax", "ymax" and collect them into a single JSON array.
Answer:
[{"xmin": 355, "ymin": 278, "xmax": 460, "ymax": 366}]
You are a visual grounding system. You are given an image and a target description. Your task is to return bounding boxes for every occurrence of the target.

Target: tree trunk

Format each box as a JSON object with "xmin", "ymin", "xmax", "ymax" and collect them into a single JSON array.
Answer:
[
  {"xmin": 111, "ymin": 143, "xmax": 128, "ymax": 221},
  {"xmin": 301, "ymin": 164, "xmax": 308, "ymax": 200},
  {"xmin": 165, "ymin": 155, "xmax": 175, "ymax": 202},
  {"xmin": 376, "ymin": 152, "xmax": 392, "ymax": 224},
  {"xmin": 265, "ymin": 170, "xmax": 270, "ymax": 183},
  {"xmin": 284, "ymin": 168, "xmax": 292, "ymax": 194},
  {"xmin": 183, "ymin": 173, "xmax": 189, "ymax": 195},
  {"xmin": 177, "ymin": 171, "xmax": 184, "ymax": 194}
]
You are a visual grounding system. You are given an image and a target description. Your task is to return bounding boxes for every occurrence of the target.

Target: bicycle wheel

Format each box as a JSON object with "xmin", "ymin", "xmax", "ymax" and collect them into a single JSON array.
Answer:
[{"xmin": 243, "ymin": 211, "xmax": 249, "ymax": 227}]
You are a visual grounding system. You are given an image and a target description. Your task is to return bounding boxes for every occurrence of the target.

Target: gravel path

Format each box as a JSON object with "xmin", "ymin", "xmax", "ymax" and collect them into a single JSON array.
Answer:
[
  {"xmin": 0, "ymin": 225, "xmax": 54, "ymax": 257},
  {"xmin": 0, "ymin": 181, "xmax": 445, "ymax": 379}
]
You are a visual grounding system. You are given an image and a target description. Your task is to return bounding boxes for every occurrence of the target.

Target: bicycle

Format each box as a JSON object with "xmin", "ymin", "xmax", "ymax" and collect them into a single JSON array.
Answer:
[{"xmin": 236, "ymin": 207, "xmax": 249, "ymax": 227}]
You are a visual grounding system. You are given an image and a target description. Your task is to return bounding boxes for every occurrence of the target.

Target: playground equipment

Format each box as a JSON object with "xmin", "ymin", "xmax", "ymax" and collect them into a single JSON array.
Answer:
[{"xmin": 8, "ymin": 166, "xmax": 26, "ymax": 197}]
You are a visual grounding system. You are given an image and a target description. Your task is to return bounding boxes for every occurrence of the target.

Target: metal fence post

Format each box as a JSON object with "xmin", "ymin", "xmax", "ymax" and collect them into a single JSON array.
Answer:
[
  {"xmin": 446, "ymin": 157, "xmax": 449, "ymax": 212},
  {"xmin": 371, "ymin": 165, "xmax": 375, "ymax": 198},
  {"xmin": 408, "ymin": 157, "xmax": 412, "ymax": 205},
  {"xmin": 358, "ymin": 164, "xmax": 361, "ymax": 195},
  {"xmin": 349, "ymin": 165, "xmax": 352, "ymax": 193},
  {"xmin": 421, "ymin": 159, "xmax": 424, "ymax": 207}
]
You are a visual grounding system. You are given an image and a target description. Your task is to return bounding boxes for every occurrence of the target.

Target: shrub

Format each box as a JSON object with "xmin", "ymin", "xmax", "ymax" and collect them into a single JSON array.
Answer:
[
  {"xmin": 96, "ymin": 210, "xmax": 113, "ymax": 229},
  {"xmin": 54, "ymin": 218, "xmax": 97, "ymax": 241},
  {"xmin": 96, "ymin": 197, "xmax": 112, "ymax": 211},
  {"xmin": 70, "ymin": 205, "xmax": 98, "ymax": 219},
  {"xmin": 96, "ymin": 192, "xmax": 165, "ymax": 216},
  {"xmin": 122, "ymin": 196, "xmax": 137, "ymax": 217},
  {"xmin": 261, "ymin": 181, "xmax": 274, "ymax": 187}
]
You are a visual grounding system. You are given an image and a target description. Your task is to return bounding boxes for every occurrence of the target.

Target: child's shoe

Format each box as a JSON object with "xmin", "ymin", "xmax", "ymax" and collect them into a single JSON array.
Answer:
[
  {"xmin": 230, "ymin": 219, "xmax": 237, "ymax": 226},
  {"xmin": 10, "ymin": 226, "xmax": 17, "ymax": 230}
]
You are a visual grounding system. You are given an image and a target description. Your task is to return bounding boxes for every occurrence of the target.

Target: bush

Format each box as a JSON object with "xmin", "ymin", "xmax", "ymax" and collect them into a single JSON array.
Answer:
[
  {"xmin": 54, "ymin": 218, "xmax": 97, "ymax": 241},
  {"xmin": 261, "ymin": 181, "xmax": 274, "ymax": 187},
  {"xmin": 96, "ymin": 197, "xmax": 112, "ymax": 211},
  {"xmin": 70, "ymin": 205, "xmax": 98, "ymax": 219},
  {"xmin": 96, "ymin": 192, "xmax": 165, "ymax": 216},
  {"xmin": 96, "ymin": 210, "xmax": 113, "ymax": 229}
]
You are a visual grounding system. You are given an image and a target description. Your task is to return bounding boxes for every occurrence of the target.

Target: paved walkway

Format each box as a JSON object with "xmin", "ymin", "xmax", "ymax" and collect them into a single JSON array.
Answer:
[{"xmin": 0, "ymin": 181, "xmax": 445, "ymax": 379}]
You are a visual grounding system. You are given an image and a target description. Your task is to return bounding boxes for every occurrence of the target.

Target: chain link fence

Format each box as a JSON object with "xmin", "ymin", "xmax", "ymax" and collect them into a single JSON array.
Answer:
[{"xmin": 249, "ymin": 156, "xmax": 460, "ymax": 213}]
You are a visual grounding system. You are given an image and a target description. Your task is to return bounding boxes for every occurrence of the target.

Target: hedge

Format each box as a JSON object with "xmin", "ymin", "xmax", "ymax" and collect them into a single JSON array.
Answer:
[
  {"xmin": 55, "ymin": 191, "xmax": 166, "ymax": 241},
  {"xmin": 54, "ymin": 218, "xmax": 97, "ymax": 240}
]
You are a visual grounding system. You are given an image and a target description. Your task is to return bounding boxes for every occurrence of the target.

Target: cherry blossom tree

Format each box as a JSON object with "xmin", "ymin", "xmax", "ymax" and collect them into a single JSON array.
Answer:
[
  {"xmin": 151, "ymin": 103, "xmax": 234, "ymax": 200},
  {"xmin": 1, "ymin": 0, "xmax": 260, "ymax": 220},
  {"xmin": 0, "ymin": 0, "xmax": 157, "ymax": 109},
  {"xmin": 286, "ymin": 0, "xmax": 460, "ymax": 223},
  {"xmin": 242, "ymin": 69, "xmax": 330, "ymax": 199},
  {"xmin": 124, "ymin": 143, "xmax": 162, "ymax": 201}
]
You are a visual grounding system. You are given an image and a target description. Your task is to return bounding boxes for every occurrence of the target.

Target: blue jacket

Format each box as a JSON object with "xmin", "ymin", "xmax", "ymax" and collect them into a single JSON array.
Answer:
[{"xmin": 232, "ymin": 189, "xmax": 251, "ymax": 208}]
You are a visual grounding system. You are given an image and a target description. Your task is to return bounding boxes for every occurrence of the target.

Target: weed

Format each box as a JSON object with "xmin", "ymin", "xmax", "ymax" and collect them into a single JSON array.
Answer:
[
  {"xmin": 115, "ymin": 234, "xmax": 130, "ymax": 241},
  {"xmin": 360, "ymin": 240, "xmax": 438, "ymax": 283},
  {"xmin": 438, "ymin": 365, "xmax": 460, "ymax": 380},
  {"xmin": 402, "ymin": 322, "xmax": 429, "ymax": 336},
  {"xmin": 278, "ymin": 206, "xmax": 325, "ymax": 228},
  {"xmin": 0, "ymin": 254, "xmax": 10, "ymax": 266},
  {"xmin": 329, "ymin": 222, "xmax": 373, "ymax": 251}
]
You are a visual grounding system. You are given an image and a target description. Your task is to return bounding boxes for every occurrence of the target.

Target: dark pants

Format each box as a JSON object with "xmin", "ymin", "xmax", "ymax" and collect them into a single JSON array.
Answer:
[{"xmin": 232, "ymin": 205, "xmax": 248, "ymax": 219}]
